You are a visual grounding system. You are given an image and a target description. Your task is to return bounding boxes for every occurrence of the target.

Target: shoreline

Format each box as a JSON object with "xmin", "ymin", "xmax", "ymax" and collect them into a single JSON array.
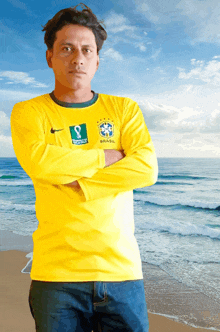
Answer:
[
  {"xmin": 141, "ymin": 261, "xmax": 220, "ymax": 330},
  {"xmin": 1, "ymin": 230, "xmax": 220, "ymax": 331}
]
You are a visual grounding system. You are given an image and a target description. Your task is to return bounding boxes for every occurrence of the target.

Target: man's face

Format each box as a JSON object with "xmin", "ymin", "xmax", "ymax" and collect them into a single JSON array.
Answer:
[{"xmin": 46, "ymin": 24, "xmax": 99, "ymax": 91}]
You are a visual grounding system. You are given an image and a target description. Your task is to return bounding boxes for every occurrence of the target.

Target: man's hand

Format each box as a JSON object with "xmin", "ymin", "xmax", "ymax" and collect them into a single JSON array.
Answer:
[
  {"xmin": 65, "ymin": 180, "xmax": 83, "ymax": 196},
  {"xmin": 104, "ymin": 149, "xmax": 125, "ymax": 167},
  {"xmin": 67, "ymin": 180, "xmax": 80, "ymax": 188}
]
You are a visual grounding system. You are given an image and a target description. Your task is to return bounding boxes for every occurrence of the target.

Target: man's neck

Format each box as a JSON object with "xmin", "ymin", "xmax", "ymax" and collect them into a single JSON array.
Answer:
[{"xmin": 53, "ymin": 87, "xmax": 94, "ymax": 104}]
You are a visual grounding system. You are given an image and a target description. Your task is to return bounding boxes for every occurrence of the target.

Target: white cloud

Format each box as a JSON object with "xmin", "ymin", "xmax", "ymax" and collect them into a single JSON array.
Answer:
[
  {"xmin": 135, "ymin": 43, "xmax": 147, "ymax": 52},
  {"xmin": 152, "ymin": 133, "xmax": 220, "ymax": 158},
  {"xmin": 178, "ymin": 57, "xmax": 220, "ymax": 85},
  {"xmin": 156, "ymin": 134, "xmax": 220, "ymax": 158},
  {"xmin": 0, "ymin": 111, "xmax": 10, "ymax": 135},
  {"xmin": 134, "ymin": 0, "xmax": 181, "ymax": 24},
  {"xmin": 176, "ymin": 134, "xmax": 220, "ymax": 155},
  {"xmin": 0, "ymin": 94, "xmax": 37, "ymax": 157},
  {"xmin": 0, "ymin": 135, "xmax": 15, "ymax": 157},
  {"xmin": 109, "ymin": 24, "xmax": 135, "ymax": 34},
  {"xmin": 151, "ymin": 48, "xmax": 162, "ymax": 60},
  {"xmin": 122, "ymin": 78, "xmax": 220, "ymax": 114},
  {"xmin": 137, "ymin": 100, "xmax": 200, "ymax": 133},
  {"xmin": 102, "ymin": 48, "xmax": 123, "ymax": 61},
  {"xmin": 0, "ymin": 89, "xmax": 38, "ymax": 101},
  {"xmin": 6, "ymin": 0, "xmax": 36, "ymax": 17},
  {"xmin": 0, "ymin": 71, "xmax": 48, "ymax": 88},
  {"xmin": 135, "ymin": 1, "xmax": 161, "ymax": 23},
  {"xmin": 0, "ymin": 135, "xmax": 12, "ymax": 143},
  {"xmin": 104, "ymin": 12, "xmax": 137, "ymax": 34},
  {"xmin": 102, "ymin": 11, "xmax": 150, "ymax": 56},
  {"xmin": 103, "ymin": 36, "xmax": 148, "ymax": 56},
  {"xmin": 7, "ymin": 0, "xmax": 28, "ymax": 11},
  {"xmin": 134, "ymin": 0, "xmax": 220, "ymax": 43},
  {"xmin": 176, "ymin": 0, "xmax": 220, "ymax": 43},
  {"xmin": 124, "ymin": 83, "xmax": 220, "ymax": 135},
  {"xmin": 202, "ymin": 109, "xmax": 220, "ymax": 133},
  {"xmin": 134, "ymin": 96, "xmax": 220, "ymax": 157}
]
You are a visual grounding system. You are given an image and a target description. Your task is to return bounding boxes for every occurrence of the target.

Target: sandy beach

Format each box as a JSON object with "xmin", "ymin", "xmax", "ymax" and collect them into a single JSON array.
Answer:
[{"xmin": 1, "ymin": 239, "xmax": 219, "ymax": 332}]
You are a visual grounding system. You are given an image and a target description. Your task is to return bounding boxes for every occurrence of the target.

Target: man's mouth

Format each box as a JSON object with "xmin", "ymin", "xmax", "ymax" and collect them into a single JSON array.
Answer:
[{"xmin": 69, "ymin": 70, "xmax": 86, "ymax": 75}]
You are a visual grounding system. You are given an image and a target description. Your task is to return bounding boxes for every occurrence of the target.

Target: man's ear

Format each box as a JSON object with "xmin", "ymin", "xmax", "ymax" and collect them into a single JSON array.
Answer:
[
  {"xmin": 96, "ymin": 54, "xmax": 100, "ymax": 70},
  {"xmin": 46, "ymin": 49, "xmax": 53, "ymax": 68}
]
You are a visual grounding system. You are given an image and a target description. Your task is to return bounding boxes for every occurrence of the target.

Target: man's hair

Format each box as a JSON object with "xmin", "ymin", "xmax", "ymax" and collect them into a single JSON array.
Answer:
[{"xmin": 42, "ymin": 3, "xmax": 107, "ymax": 53}]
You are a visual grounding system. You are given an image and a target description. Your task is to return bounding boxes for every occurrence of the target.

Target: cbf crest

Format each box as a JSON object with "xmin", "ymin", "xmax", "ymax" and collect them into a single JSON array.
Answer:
[{"xmin": 98, "ymin": 119, "xmax": 114, "ymax": 138}]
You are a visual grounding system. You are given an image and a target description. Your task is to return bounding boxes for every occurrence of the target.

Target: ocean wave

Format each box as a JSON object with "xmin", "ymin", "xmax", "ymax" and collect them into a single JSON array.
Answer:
[
  {"xmin": 158, "ymin": 175, "xmax": 213, "ymax": 180},
  {"xmin": 146, "ymin": 311, "xmax": 220, "ymax": 331},
  {"xmin": 206, "ymin": 224, "xmax": 220, "ymax": 229},
  {"xmin": 0, "ymin": 180, "xmax": 33, "ymax": 186},
  {"xmin": 134, "ymin": 196, "xmax": 220, "ymax": 211},
  {"xmin": 155, "ymin": 181, "xmax": 193, "ymax": 186},
  {"xmin": 183, "ymin": 259, "xmax": 220, "ymax": 264},
  {"xmin": 137, "ymin": 220, "xmax": 220, "ymax": 240},
  {"xmin": 0, "ymin": 175, "xmax": 21, "ymax": 179},
  {"xmin": 0, "ymin": 200, "xmax": 35, "ymax": 212}
]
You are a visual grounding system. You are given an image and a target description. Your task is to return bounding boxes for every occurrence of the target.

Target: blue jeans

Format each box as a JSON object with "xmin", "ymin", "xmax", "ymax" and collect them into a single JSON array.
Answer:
[{"xmin": 29, "ymin": 279, "xmax": 149, "ymax": 331}]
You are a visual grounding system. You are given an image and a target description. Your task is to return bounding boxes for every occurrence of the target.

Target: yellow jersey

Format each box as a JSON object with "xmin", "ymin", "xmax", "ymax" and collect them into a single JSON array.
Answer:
[{"xmin": 10, "ymin": 92, "xmax": 158, "ymax": 282}]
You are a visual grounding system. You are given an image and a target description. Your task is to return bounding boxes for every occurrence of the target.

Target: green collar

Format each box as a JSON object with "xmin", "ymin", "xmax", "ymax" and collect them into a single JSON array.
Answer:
[{"xmin": 49, "ymin": 91, "xmax": 98, "ymax": 108}]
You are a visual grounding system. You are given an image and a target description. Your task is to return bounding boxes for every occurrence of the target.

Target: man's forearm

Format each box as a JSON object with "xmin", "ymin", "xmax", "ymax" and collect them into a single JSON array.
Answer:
[
  {"xmin": 78, "ymin": 146, "xmax": 158, "ymax": 201},
  {"xmin": 66, "ymin": 149, "xmax": 125, "ymax": 187}
]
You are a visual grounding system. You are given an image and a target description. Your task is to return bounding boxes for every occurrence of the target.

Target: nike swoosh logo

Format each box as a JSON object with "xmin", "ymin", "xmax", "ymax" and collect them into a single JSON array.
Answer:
[{"xmin": 50, "ymin": 128, "xmax": 64, "ymax": 133}]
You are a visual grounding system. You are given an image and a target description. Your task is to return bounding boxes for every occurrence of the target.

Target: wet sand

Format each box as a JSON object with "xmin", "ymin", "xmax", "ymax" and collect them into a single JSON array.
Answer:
[{"xmin": 142, "ymin": 262, "xmax": 220, "ymax": 330}]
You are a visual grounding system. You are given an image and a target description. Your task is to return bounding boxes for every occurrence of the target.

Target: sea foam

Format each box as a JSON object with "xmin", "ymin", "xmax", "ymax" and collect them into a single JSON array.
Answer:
[
  {"xmin": 134, "ymin": 196, "xmax": 220, "ymax": 210},
  {"xmin": 0, "ymin": 200, "xmax": 35, "ymax": 211}
]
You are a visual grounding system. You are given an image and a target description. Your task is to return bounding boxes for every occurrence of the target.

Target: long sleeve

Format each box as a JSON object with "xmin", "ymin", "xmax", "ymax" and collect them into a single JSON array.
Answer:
[
  {"xmin": 20, "ymin": 94, "xmax": 156, "ymax": 282},
  {"xmin": 78, "ymin": 98, "xmax": 158, "ymax": 201},
  {"xmin": 10, "ymin": 102, "xmax": 105, "ymax": 185}
]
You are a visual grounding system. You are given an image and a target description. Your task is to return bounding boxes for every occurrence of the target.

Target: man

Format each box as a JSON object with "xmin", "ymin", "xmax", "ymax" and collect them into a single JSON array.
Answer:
[{"xmin": 11, "ymin": 3, "xmax": 158, "ymax": 332}]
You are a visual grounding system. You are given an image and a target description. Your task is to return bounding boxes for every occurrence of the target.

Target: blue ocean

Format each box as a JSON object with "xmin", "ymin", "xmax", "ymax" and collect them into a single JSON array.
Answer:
[{"xmin": 1, "ymin": 157, "xmax": 220, "ymax": 328}]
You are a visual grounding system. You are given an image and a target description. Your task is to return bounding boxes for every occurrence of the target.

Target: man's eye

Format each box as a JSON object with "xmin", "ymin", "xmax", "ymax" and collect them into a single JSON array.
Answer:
[
  {"xmin": 84, "ymin": 49, "xmax": 92, "ymax": 53},
  {"xmin": 62, "ymin": 47, "xmax": 71, "ymax": 51}
]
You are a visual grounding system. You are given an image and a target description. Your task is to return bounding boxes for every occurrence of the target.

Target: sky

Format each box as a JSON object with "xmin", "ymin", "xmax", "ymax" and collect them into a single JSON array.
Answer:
[{"xmin": 1, "ymin": 0, "xmax": 220, "ymax": 158}]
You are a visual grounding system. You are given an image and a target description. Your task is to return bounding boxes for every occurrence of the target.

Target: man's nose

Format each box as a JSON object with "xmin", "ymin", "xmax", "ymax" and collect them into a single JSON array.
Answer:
[{"xmin": 70, "ymin": 50, "xmax": 84, "ymax": 65}]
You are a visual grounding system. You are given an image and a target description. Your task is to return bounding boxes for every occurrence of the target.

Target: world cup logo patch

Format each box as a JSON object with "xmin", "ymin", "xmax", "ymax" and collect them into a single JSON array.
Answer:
[
  {"xmin": 69, "ymin": 124, "xmax": 88, "ymax": 145},
  {"xmin": 98, "ymin": 120, "xmax": 114, "ymax": 138}
]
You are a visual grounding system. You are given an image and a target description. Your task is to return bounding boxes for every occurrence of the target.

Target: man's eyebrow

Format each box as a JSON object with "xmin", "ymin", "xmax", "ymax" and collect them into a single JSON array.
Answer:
[{"xmin": 60, "ymin": 42, "xmax": 95, "ymax": 48}]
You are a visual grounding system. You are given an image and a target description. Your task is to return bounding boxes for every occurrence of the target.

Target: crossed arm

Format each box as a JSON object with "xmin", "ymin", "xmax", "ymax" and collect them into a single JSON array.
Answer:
[
  {"xmin": 11, "ymin": 98, "xmax": 158, "ymax": 201},
  {"xmin": 68, "ymin": 149, "xmax": 125, "ymax": 189}
]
